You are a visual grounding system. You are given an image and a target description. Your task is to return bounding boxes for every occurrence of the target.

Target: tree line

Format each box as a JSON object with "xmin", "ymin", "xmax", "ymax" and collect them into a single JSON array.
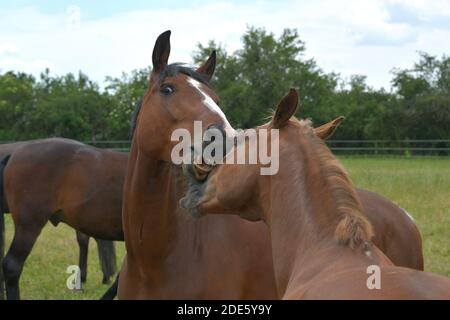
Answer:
[{"xmin": 0, "ymin": 27, "xmax": 449, "ymax": 142}]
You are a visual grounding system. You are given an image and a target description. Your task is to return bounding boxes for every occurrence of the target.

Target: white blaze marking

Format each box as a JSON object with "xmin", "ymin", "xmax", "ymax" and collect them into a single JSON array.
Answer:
[
  {"xmin": 401, "ymin": 208, "xmax": 416, "ymax": 223},
  {"xmin": 187, "ymin": 77, "xmax": 233, "ymax": 131}
]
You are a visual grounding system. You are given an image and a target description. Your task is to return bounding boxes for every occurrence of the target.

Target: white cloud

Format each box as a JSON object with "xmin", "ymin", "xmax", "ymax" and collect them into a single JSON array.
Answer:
[
  {"xmin": 0, "ymin": 57, "xmax": 54, "ymax": 74},
  {"xmin": 0, "ymin": 43, "xmax": 19, "ymax": 56},
  {"xmin": 67, "ymin": 5, "xmax": 82, "ymax": 29},
  {"xmin": 1, "ymin": 1, "xmax": 450, "ymax": 90}
]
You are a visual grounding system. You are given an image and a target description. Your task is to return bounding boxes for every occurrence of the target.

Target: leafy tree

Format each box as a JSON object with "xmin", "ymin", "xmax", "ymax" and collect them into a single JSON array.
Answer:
[
  {"xmin": 193, "ymin": 27, "xmax": 336, "ymax": 128},
  {"xmin": 0, "ymin": 71, "xmax": 35, "ymax": 140},
  {"xmin": 28, "ymin": 70, "xmax": 112, "ymax": 140},
  {"xmin": 0, "ymin": 28, "xmax": 448, "ymax": 145},
  {"xmin": 105, "ymin": 68, "xmax": 149, "ymax": 139},
  {"xmin": 392, "ymin": 52, "xmax": 450, "ymax": 139}
]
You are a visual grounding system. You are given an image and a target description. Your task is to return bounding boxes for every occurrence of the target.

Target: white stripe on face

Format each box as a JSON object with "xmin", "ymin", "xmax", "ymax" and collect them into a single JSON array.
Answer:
[{"xmin": 187, "ymin": 77, "xmax": 234, "ymax": 131}]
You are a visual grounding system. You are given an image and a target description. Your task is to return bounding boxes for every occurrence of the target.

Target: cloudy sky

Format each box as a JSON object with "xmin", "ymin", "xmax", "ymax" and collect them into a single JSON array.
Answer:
[{"xmin": 1, "ymin": 0, "xmax": 450, "ymax": 90}]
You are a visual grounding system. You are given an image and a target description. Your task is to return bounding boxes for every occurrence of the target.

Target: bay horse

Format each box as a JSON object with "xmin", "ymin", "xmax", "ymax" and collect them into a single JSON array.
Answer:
[
  {"xmin": 117, "ymin": 30, "xmax": 278, "ymax": 299},
  {"xmin": 0, "ymin": 138, "xmax": 125, "ymax": 299},
  {"xmin": 181, "ymin": 89, "xmax": 450, "ymax": 299}
]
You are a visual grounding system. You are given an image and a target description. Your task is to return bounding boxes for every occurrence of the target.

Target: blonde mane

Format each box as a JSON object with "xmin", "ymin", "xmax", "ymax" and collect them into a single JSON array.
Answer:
[{"xmin": 295, "ymin": 119, "xmax": 374, "ymax": 250}]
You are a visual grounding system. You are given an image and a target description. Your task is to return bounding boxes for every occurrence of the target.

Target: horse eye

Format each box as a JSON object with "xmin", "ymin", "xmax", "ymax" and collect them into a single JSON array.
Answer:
[{"xmin": 160, "ymin": 84, "xmax": 175, "ymax": 96}]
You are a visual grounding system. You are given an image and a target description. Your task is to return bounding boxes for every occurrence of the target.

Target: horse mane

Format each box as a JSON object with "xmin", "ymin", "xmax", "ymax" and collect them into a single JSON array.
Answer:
[
  {"xmin": 159, "ymin": 63, "xmax": 211, "ymax": 87},
  {"xmin": 129, "ymin": 63, "xmax": 211, "ymax": 140},
  {"xmin": 296, "ymin": 119, "xmax": 374, "ymax": 250}
]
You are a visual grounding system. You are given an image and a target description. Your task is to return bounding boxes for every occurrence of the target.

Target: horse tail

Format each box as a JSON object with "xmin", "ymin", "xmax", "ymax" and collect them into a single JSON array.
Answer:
[
  {"xmin": 0, "ymin": 155, "xmax": 11, "ymax": 300},
  {"xmin": 100, "ymin": 272, "xmax": 119, "ymax": 300},
  {"xmin": 95, "ymin": 239, "xmax": 117, "ymax": 284}
]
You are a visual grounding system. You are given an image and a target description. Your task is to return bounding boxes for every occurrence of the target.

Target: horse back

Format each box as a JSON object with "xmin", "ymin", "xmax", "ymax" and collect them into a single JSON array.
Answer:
[
  {"xmin": 295, "ymin": 265, "xmax": 450, "ymax": 300},
  {"xmin": 356, "ymin": 188, "xmax": 424, "ymax": 270}
]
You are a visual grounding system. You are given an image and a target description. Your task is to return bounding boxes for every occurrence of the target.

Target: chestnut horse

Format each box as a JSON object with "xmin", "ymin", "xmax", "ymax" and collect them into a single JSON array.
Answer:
[
  {"xmin": 0, "ymin": 138, "xmax": 125, "ymax": 299},
  {"xmin": 181, "ymin": 89, "xmax": 450, "ymax": 299}
]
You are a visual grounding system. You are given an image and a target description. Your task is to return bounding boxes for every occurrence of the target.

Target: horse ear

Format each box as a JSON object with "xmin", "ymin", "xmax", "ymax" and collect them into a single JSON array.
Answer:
[
  {"xmin": 196, "ymin": 50, "xmax": 216, "ymax": 81},
  {"xmin": 152, "ymin": 30, "xmax": 171, "ymax": 73},
  {"xmin": 271, "ymin": 88, "xmax": 299, "ymax": 129},
  {"xmin": 314, "ymin": 116, "xmax": 345, "ymax": 140}
]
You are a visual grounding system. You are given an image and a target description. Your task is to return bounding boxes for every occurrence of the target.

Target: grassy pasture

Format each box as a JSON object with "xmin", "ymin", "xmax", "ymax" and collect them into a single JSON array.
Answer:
[{"xmin": 2, "ymin": 156, "xmax": 449, "ymax": 299}]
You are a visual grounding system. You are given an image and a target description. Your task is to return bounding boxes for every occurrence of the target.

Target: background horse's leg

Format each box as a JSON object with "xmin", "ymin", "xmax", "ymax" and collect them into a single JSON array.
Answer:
[
  {"xmin": 95, "ymin": 239, "xmax": 116, "ymax": 284},
  {"xmin": 0, "ymin": 155, "xmax": 10, "ymax": 300},
  {"xmin": 75, "ymin": 230, "xmax": 89, "ymax": 283},
  {"xmin": 0, "ymin": 212, "xmax": 4, "ymax": 300},
  {"xmin": 100, "ymin": 271, "xmax": 119, "ymax": 300},
  {"xmin": 3, "ymin": 221, "xmax": 45, "ymax": 300}
]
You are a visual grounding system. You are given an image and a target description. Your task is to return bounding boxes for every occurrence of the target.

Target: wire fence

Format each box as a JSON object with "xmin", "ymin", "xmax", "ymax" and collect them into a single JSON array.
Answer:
[
  {"xmin": 86, "ymin": 139, "xmax": 450, "ymax": 156},
  {"xmin": 326, "ymin": 139, "xmax": 450, "ymax": 156},
  {"xmin": 2, "ymin": 140, "xmax": 450, "ymax": 156}
]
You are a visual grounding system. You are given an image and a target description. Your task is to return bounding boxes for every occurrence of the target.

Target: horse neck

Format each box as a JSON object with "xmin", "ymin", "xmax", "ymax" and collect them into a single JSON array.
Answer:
[
  {"xmin": 265, "ymin": 126, "xmax": 375, "ymax": 295},
  {"xmin": 122, "ymin": 139, "xmax": 187, "ymax": 265}
]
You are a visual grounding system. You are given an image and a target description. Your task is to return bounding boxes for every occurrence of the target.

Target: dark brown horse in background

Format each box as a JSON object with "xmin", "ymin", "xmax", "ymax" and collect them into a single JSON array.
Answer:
[
  {"xmin": 0, "ymin": 142, "xmax": 118, "ymax": 300},
  {"xmin": 0, "ymin": 138, "xmax": 126, "ymax": 299},
  {"xmin": 181, "ymin": 89, "xmax": 450, "ymax": 299}
]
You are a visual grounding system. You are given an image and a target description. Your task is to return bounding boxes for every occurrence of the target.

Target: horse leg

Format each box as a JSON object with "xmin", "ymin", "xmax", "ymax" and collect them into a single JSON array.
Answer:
[
  {"xmin": 2, "ymin": 224, "xmax": 43, "ymax": 300},
  {"xmin": 0, "ymin": 155, "xmax": 11, "ymax": 300},
  {"xmin": 100, "ymin": 272, "xmax": 119, "ymax": 300},
  {"xmin": 0, "ymin": 212, "xmax": 4, "ymax": 300},
  {"xmin": 95, "ymin": 239, "xmax": 116, "ymax": 284},
  {"xmin": 75, "ymin": 231, "xmax": 89, "ymax": 283}
]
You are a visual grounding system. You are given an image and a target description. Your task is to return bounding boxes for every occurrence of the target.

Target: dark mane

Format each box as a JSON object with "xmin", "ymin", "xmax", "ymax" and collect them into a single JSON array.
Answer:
[
  {"xmin": 129, "ymin": 63, "xmax": 211, "ymax": 140},
  {"xmin": 159, "ymin": 63, "xmax": 211, "ymax": 87}
]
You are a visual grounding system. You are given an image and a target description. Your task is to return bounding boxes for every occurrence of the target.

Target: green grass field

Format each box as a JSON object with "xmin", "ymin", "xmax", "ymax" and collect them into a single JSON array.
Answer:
[{"xmin": 2, "ymin": 156, "xmax": 450, "ymax": 299}]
